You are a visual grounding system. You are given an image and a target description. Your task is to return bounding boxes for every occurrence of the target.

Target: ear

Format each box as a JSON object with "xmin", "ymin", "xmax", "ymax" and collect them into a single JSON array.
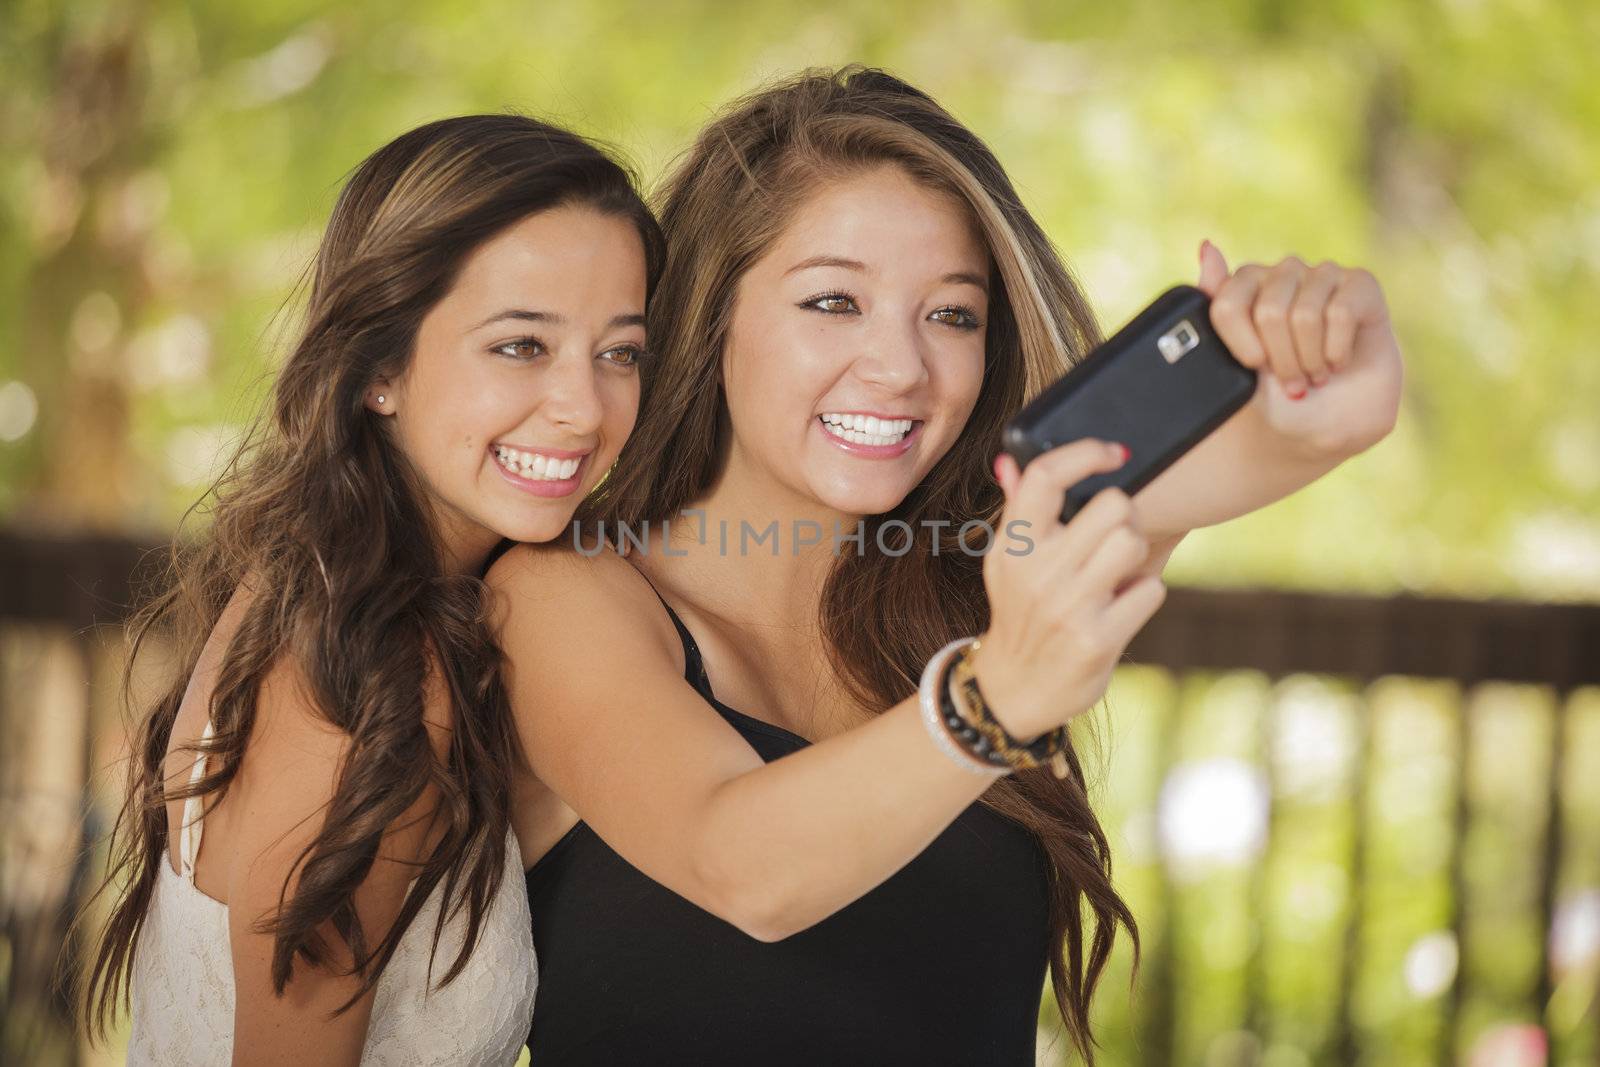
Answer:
[{"xmin": 365, "ymin": 379, "xmax": 395, "ymax": 415}]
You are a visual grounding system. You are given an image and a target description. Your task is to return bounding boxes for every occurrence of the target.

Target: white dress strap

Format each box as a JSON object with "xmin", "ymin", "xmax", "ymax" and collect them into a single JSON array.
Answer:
[{"xmin": 178, "ymin": 718, "xmax": 214, "ymax": 883}]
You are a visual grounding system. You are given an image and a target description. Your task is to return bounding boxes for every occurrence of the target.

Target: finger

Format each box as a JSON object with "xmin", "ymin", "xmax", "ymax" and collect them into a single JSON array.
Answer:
[
  {"xmin": 1006, "ymin": 439, "xmax": 1129, "ymax": 537},
  {"xmin": 1196, "ymin": 239, "xmax": 1230, "ymax": 297},
  {"xmin": 1208, "ymin": 264, "xmax": 1269, "ymax": 370},
  {"xmin": 1253, "ymin": 257, "xmax": 1309, "ymax": 394},
  {"xmin": 1291, "ymin": 261, "xmax": 1343, "ymax": 385},
  {"xmin": 1325, "ymin": 267, "xmax": 1383, "ymax": 371},
  {"xmin": 1070, "ymin": 522, "xmax": 1151, "ymax": 603},
  {"xmin": 1045, "ymin": 486, "xmax": 1142, "ymax": 574},
  {"xmin": 1099, "ymin": 574, "xmax": 1168, "ymax": 649}
]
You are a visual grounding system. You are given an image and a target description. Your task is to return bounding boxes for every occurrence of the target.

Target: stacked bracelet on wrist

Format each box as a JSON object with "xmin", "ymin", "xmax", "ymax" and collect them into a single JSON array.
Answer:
[
  {"xmin": 919, "ymin": 637, "xmax": 1009, "ymax": 777},
  {"xmin": 917, "ymin": 637, "xmax": 1072, "ymax": 779},
  {"xmin": 946, "ymin": 640, "xmax": 1071, "ymax": 779}
]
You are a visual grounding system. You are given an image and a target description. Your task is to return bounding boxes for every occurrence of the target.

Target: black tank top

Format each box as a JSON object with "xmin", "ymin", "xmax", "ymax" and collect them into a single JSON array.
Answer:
[{"xmin": 523, "ymin": 583, "xmax": 1051, "ymax": 1065}]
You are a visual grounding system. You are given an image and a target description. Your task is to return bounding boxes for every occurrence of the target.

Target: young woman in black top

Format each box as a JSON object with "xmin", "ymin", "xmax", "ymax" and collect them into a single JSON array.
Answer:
[{"xmin": 491, "ymin": 67, "xmax": 1403, "ymax": 1064}]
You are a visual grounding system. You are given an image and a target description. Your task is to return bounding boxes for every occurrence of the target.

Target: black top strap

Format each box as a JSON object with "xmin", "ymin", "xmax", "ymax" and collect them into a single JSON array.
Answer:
[{"xmin": 638, "ymin": 576, "xmax": 713, "ymax": 697}]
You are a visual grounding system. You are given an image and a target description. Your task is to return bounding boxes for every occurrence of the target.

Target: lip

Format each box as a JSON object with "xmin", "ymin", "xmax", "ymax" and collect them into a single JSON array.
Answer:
[
  {"xmin": 815, "ymin": 415, "xmax": 923, "ymax": 459},
  {"xmin": 489, "ymin": 446, "xmax": 590, "ymax": 497}
]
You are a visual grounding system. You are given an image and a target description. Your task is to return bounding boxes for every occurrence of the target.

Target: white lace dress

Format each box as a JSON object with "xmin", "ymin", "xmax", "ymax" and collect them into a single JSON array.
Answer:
[{"xmin": 127, "ymin": 719, "xmax": 538, "ymax": 1065}]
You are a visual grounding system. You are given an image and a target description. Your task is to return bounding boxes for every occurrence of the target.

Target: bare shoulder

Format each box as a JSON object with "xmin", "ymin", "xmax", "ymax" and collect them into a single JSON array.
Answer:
[
  {"xmin": 244, "ymin": 654, "xmax": 356, "ymax": 800},
  {"xmin": 224, "ymin": 625, "xmax": 453, "ymax": 884},
  {"xmin": 486, "ymin": 540, "xmax": 679, "ymax": 668},
  {"xmin": 231, "ymin": 620, "xmax": 455, "ymax": 781},
  {"xmin": 487, "ymin": 538, "xmax": 650, "ymax": 604}
]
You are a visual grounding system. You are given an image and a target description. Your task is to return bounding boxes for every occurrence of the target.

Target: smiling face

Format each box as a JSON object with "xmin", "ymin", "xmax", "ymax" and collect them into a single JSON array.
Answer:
[
  {"xmin": 373, "ymin": 203, "xmax": 647, "ymax": 569},
  {"xmin": 719, "ymin": 164, "xmax": 990, "ymax": 520}
]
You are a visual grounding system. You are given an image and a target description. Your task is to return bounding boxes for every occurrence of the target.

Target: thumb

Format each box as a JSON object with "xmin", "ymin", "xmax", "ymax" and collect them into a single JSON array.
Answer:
[{"xmin": 1197, "ymin": 238, "xmax": 1229, "ymax": 297}]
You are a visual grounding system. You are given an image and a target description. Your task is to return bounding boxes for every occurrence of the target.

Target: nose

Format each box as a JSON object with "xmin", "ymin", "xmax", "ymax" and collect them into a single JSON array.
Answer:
[
  {"xmin": 539, "ymin": 352, "xmax": 604, "ymax": 436},
  {"xmin": 851, "ymin": 316, "xmax": 929, "ymax": 394}
]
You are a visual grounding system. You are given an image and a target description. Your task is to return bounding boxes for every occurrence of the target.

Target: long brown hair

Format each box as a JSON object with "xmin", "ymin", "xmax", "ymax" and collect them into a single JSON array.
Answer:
[
  {"xmin": 581, "ymin": 68, "xmax": 1135, "ymax": 1062},
  {"xmin": 80, "ymin": 114, "xmax": 665, "ymax": 1036}
]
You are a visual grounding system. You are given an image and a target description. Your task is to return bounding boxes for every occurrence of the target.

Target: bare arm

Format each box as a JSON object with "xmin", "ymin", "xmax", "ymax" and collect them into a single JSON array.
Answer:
[
  {"xmin": 1128, "ymin": 378, "xmax": 1383, "ymax": 541},
  {"xmin": 491, "ymin": 543, "xmax": 995, "ymax": 941},
  {"xmin": 224, "ymin": 660, "xmax": 450, "ymax": 1064},
  {"xmin": 492, "ymin": 440, "xmax": 1166, "ymax": 941}
]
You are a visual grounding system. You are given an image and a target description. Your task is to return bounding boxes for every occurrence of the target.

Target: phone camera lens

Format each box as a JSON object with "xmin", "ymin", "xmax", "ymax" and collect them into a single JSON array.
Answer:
[{"xmin": 1158, "ymin": 320, "xmax": 1200, "ymax": 363}]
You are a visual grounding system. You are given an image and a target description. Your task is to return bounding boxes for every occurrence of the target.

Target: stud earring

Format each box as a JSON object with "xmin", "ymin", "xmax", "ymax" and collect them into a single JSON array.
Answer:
[{"xmin": 376, "ymin": 394, "xmax": 386, "ymax": 405}]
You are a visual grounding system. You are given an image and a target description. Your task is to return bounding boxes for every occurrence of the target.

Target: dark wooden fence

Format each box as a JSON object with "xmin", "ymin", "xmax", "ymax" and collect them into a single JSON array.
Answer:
[{"xmin": 2, "ymin": 528, "xmax": 1597, "ymax": 1066}]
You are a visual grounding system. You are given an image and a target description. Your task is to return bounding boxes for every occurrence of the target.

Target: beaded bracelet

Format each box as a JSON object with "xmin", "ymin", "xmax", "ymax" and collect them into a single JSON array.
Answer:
[
  {"xmin": 918, "ymin": 637, "xmax": 1010, "ymax": 778},
  {"xmin": 945, "ymin": 641, "xmax": 1071, "ymax": 779},
  {"xmin": 948, "ymin": 641, "xmax": 1067, "ymax": 763}
]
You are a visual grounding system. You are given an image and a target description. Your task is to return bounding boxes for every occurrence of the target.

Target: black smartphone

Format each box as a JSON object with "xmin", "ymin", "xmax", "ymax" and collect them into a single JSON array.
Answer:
[{"xmin": 1001, "ymin": 284, "xmax": 1257, "ymax": 524}]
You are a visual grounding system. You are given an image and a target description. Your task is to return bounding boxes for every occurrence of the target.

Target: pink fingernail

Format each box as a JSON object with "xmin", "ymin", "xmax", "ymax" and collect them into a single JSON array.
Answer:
[{"xmin": 1286, "ymin": 382, "xmax": 1308, "ymax": 400}]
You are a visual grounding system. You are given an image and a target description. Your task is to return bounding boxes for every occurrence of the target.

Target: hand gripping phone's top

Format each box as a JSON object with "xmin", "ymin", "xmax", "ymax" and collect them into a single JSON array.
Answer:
[{"xmin": 1001, "ymin": 284, "xmax": 1257, "ymax": 522}]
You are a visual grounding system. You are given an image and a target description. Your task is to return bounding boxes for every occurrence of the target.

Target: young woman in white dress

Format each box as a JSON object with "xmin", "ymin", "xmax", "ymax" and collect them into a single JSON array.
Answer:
[{"xmin": 79, "ymin": 113, "xmax": 663, "ymax": 1065}]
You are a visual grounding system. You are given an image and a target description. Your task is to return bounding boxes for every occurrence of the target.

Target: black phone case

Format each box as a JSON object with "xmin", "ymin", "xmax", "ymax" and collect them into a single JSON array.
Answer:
[{"xmin": 1001, "ymin": 284, "xmax": 1257, "ymax": 523}]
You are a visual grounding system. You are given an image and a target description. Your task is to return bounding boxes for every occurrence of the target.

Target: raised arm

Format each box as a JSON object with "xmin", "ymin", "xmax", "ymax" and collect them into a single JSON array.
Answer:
[
  {"xmin": 491, "ymin": 438, "xmax": 1167, "ymax": 941},
  {"xmin": 1132, "ymin": 243, "xmax": 1404, "ymax": 542}
]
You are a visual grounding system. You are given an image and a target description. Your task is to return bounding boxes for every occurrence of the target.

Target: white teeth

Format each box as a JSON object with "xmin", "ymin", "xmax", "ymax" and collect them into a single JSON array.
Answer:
[
  {"xmin": 818, "ymin": 414, "xmax": 916, "ymax": 448},
  {"xmin": 494, "ymin": 447, "xmax": 581, "ymax": 480}
]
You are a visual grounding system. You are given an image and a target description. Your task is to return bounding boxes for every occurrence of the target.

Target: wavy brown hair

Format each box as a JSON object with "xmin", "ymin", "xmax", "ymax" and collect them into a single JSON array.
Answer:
[
  {"xmin": 580, "ymin": 67, "xmax": 1135, "ymax": 1063},
  {"xmin": 79, "ymin": 113, "xmax": 665, "ymax": 1037}
]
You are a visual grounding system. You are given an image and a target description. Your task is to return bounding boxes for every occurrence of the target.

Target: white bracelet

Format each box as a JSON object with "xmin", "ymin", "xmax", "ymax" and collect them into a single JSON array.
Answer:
[{"xmin": 919, "ymin": 637, "xmax": 1009, "ymax": 778}]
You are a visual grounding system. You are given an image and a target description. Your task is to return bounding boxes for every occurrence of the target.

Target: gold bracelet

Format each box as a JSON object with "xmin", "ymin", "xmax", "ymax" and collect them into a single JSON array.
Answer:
[{"xmin": 946, "ymin": 640, "xmax": 1070, "ymax": 779}]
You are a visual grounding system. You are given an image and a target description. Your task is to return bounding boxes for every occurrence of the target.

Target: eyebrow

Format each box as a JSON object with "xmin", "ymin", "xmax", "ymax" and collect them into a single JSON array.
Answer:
[
  {"xmin": 783, "ymin": 255, "xmax": 989, "ymax": 294},
  {"xmin": 471, "ymin": 309, "xmax": 646, "ymax": 331},
  {"xmin": 784, "ymin": 255, "xmax": 869, "ymax": 276}
]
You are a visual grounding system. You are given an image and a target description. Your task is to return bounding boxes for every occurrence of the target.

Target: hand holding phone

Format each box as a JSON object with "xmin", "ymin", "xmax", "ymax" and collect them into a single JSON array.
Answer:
[
  {"xmin": 1001, "ymin": 284, "xmax": 1257, "ymax": 523},
  {"xmin": 975, "ymin": 439, "xmax": 1167, "ymax": 738}
]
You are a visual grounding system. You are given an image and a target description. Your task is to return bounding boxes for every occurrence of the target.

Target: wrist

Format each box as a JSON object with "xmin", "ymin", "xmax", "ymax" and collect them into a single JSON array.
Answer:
[
  {"xmin": 964, "ymin": 639, "xmax": 1047, "ymax": 744},
  {"xmin": 917, "ymin": 637, "xmax": 1010, "ymax": 778},
  {"xmin": 947, "ymin": 640, "xmax": 1071, "ymax": 779}
]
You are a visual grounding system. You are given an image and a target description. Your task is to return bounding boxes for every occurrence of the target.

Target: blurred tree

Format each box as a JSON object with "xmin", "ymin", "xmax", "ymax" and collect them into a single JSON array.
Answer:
[{"xmin": 10, "ymin": 3, "xmax": 162, "ymax": 528}]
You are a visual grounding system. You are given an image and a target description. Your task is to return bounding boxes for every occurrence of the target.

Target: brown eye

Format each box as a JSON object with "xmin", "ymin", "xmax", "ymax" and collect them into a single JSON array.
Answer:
[
  {"xmin": 601, "ymin": 345, "xmax": 642, "ymax": 367},
  {"xmin": 494, "ymin": 338, "xmax": 544, "ymax": 360},
  {"xmin": 801, "ymin": 292, "xmax": 859, "ymax": 315},
  {"xmin": 930, "ymin": 306, "xmax": 981, "ymax": 329}
]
